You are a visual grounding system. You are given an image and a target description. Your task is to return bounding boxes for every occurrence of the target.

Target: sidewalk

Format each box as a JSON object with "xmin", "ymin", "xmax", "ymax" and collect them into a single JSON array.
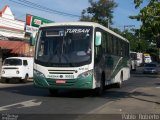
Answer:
[{"xmin": 89, "ymin": 87, "xmax": 160, "ymax": 114}]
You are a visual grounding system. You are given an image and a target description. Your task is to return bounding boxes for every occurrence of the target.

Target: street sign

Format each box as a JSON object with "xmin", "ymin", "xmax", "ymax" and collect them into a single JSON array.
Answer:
[
  {"xmin": 25, "ymin": 14, "xmax": 54, "ymax": 45},
  {"xmin": 25, "ymin": 14, "xmax": 53, "ymax": 33}
]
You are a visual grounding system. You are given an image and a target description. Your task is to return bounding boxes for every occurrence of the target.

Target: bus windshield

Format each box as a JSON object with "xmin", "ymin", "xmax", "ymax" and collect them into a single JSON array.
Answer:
[{"xmin": 35, "ymin": 26, "xmax": 93, "ymax": 67}]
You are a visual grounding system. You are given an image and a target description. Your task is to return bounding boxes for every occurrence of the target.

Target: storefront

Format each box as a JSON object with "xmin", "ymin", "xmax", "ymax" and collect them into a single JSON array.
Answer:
[{"xmin": 0, "ymin": 40, "xmax": 34, "ymax": 60}]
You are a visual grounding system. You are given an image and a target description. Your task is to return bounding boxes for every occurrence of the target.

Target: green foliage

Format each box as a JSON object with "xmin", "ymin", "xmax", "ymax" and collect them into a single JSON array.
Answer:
[
  {"xmin": 111, "ymin": 28, "xmax": 122, "ymax": 35},
  {"xmin": 122, "ymin": 29, "xmax": 149, "ymax": 52},
  {"xmin": 134, "ymin": 0, "xmax": 143, "ymax": 8},
  {"xmin": 80, "ymin": 0, "xmax": 117, "ymax": 27},
  {"xmin": 110, "ymin": 27, "xmax": 149, "ymax": 52},
  {"xmin": 130, "ymin": 0, "xmax": 160, "ymax": 39}
]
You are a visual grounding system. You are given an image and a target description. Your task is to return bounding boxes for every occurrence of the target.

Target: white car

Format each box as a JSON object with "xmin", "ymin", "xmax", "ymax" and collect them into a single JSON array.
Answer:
[{"xmin": 1, "ymin": 57, "xmax": 33, "ymax": 83}]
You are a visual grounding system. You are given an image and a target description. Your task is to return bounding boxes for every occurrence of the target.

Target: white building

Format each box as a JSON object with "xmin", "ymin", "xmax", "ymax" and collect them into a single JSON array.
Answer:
[
  {"xmin": 0, "ymin": 5, "xmax": 34, "ymax": 57},
  {"xmin": 0, "ymin": 5, "xmax": 25, "ymax": 38}
]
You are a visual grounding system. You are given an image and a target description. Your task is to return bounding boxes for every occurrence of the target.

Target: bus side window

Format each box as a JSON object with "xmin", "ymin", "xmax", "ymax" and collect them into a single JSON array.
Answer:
[
  {"xmin": 120, "ymin": 40, "xmax": 123, "ymax": 56},
  {"xmin": 107, "ymin": 34, "xmax": 112, "ymax": 54}
]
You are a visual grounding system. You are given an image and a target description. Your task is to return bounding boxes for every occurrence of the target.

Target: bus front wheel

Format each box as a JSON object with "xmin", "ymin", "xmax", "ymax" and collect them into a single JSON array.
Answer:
[
  {"xmin": 49, "ymin": 89, "xmax": 58, "ymax": 96},
  {"xmin": 94, "ymin": 74, "xmax": 105, "ymax": 96}
]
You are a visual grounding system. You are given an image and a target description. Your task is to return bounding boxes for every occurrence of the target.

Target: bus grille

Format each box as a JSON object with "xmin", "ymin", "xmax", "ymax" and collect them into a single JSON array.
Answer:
[{"xmin": 48, "ymin": 70, "xmax": 76, "ymax": 74}]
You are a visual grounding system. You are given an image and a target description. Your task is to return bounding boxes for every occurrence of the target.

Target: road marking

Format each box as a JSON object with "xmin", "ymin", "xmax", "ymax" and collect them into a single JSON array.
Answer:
[
  {"xmin": 156, "ymin": 86, "xmax": 160, "ymax": 88},
  {"xmin": 86, "ymin": 88, "xmax": 138, "ymax": 114},
  {"xmin": 129, "ymin": 88, "xmax": 138, "ymax": 93},
  {"xmin": 0, "ymin": 99, "xmax": 42, "ymax": 111},
  {"xmin": 88, "ymin": 101, "xmax": 114, "ymax": 114},
  {"xmin": 75, "ymin": 101, "xmax": 116, "ymax": 120}
]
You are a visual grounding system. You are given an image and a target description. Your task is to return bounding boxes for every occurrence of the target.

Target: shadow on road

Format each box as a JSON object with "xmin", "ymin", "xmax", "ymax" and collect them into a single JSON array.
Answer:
[
  {"xmin": 0, "ymin": 81, "xmax": 158, "ymax": 102},
  {"xmin": 0, "ymin": 82, "xmax": 98, "ymax": 98},
  {"xmin": 0, "ymin": 82, "xmax": 49, "ymax": 97},
  {"xmin": 155, "ymin": 83, "xmax": 160, "ymax": 86}
]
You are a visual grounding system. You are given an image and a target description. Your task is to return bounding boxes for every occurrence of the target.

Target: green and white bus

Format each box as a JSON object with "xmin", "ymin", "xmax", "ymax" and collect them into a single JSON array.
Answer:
[{"xmin": 33, "ymin": 22, "xmax": 130, "ymax": 95}]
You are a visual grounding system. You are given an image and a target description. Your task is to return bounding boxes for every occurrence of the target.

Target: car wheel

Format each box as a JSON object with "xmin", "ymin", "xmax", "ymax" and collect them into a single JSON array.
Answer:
[
  {"xmin": 22, "ymin": 74, "xmax": 28, "ymax": 83},
  {"xmin": 94, "ymin": 74, "xmax": 105, "ymax": 96},
  {"xmin": 1, "ymin": 78, "xmax": 9, "ymax": 83}
]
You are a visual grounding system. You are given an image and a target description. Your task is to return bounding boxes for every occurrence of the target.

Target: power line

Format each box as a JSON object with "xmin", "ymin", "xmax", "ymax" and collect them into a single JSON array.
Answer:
[
  {"xmin": 9, "ymin": 0, "xmax": 61, "ymax": 16},
  {"xmin": 18, "ymin": 0, "xmax": 80, "ymax": 17},
  {"xmin": 8, "ymin": 0, "xmax": 81, "ymax": 18}
]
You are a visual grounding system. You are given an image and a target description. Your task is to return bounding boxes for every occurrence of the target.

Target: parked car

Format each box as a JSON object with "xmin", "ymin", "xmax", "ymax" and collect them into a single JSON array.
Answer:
[
  {"xmin": 143, "ymin": 63, "xmax": 159, "ymax": 74},
  {"xmin": 1, "ymin": 57, "xmax": 33, "ymax": 83}
]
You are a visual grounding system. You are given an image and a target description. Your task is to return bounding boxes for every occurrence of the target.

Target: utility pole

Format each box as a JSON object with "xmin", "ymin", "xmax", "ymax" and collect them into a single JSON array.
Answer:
[
  {"xmin": 104, "ymin": 17, "xmax": 110, "ymax": 29},
  {"xmin": 107, "ymin": 19, "xmax": 110, "ymax": 29}
]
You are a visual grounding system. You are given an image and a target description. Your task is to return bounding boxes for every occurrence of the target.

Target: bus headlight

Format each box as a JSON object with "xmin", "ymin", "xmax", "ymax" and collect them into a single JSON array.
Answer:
[
  {"xmin": 34, "ymin": 70, "xmax": 45, "ymax": 78},
  {"xmin": 77, "ymin": 70, "xmax": 93, "ymax": 78}
]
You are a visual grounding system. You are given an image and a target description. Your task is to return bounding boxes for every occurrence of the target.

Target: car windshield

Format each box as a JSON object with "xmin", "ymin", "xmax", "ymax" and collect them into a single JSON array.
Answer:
[
  {"xmin": 3, "ymin": 59, "xmax": 22, "ymax": 66},
  {"xmin": 35, "ymin": 26, "xmax": 93, "ymax": 67},
  {"xmin": 145, "ymin": 63, "xmax": 156, "ymax": 67}
]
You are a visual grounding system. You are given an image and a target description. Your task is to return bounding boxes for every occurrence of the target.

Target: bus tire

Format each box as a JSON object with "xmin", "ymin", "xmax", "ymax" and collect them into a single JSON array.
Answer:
[
  {"xmin": 49, "ymin": 89, "xmax": 58, "ymax": 96},
  {"xmin": 94, "ymin": 74, "xmax": 105, "ymax": 96}
]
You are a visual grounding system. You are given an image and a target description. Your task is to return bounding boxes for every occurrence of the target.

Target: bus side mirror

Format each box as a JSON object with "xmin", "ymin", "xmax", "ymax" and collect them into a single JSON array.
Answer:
[
  {"xmin": 95, "ymin": 32, "xmax": 102, "ymax": 46},
  {"xmin": 30, "ymin": 32, "xmax": 37, "ymax": 46}
]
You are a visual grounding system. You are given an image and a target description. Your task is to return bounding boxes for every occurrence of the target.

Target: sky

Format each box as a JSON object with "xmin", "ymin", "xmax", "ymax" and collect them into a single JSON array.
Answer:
[{"xmin": 0, "ymin": 0, "xmax": 143, "ymax": 30}]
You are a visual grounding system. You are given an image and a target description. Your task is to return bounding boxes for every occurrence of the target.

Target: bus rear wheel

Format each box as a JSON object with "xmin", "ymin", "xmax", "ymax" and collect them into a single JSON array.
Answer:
[{"xmin": 115, "ymin": 72, "xmax": 123, "ymax": 88}]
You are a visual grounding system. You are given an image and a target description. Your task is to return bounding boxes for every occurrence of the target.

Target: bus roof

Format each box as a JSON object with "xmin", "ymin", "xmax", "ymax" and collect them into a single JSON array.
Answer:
[{"xmin": 40, "ymin": 22, "xmax": 129, "ymax": 42}]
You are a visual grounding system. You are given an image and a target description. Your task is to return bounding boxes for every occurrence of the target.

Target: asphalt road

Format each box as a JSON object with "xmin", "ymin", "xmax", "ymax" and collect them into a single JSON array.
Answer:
[{"xmin": 0, "ymin": 69, "xmax": 159, "ymax": 120}]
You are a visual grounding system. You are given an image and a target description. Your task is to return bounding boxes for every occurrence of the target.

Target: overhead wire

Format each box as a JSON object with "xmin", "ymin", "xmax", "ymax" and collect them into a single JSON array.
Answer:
[
  {"xmin": 8, "ymin": 0, "xmax": 81, "ymax": 18},
  {"xmin": 9, "ymin": 0, "xmax": 67, "ymax": 16},
  {"xmin": 18, "ymin": 0, "xmax": 80, "ymax": 17}
]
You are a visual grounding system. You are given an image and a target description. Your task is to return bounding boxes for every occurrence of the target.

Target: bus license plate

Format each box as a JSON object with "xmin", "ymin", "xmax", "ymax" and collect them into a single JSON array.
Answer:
[{"xmin": 56, "ymin": 80, "xmax": 66, "ymax": 84}]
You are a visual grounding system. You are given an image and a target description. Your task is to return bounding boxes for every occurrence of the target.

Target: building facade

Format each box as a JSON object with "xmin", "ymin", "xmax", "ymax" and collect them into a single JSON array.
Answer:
[
  {"xmin": 0, "ymin": 5, "xmax": 34, "ymax": 59},
  {"xmin": 0, "ymin": 5, "xmax": 25, "ymax": 38}
]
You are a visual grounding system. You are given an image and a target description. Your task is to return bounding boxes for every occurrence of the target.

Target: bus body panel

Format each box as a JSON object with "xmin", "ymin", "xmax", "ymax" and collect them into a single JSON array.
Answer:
[
  {"xmin": 33, "ymin": 63, "xmax": 95, "ymax": 90},
  {"xmin": 94, "ymin": 54, "xmax": 130, "ymax": 87},
  {"xmin": 33, "ymin": 22, "xmax": 130, "ymax": 91}
]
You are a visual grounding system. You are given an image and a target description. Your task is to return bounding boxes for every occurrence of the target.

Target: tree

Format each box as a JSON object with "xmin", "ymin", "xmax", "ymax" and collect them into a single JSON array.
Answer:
[
  {"xmin": 130, "ymin": 0, "xmax": 160, "ymax": 39},
  {"xmin": 122, "ymin": 29, "xmax": 148, "ymax": 52},
  {"xmin": 80, "ymin": 0, "xmax": 117, "ymax": 27}
]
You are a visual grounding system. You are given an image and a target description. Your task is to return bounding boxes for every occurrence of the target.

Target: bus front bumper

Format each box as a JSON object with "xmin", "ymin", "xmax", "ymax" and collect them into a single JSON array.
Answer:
[{"xmin": 33, "ymin": 75, "xmax": 93, "ymax": 90}]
